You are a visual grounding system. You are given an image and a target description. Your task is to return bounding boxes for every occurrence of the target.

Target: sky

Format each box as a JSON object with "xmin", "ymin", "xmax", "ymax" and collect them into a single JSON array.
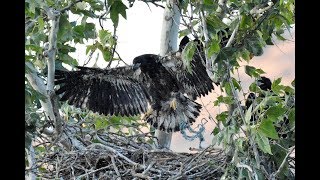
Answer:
[{"xmin": 70, "ymin": 1, "xmax": 295, "ymax": 152}]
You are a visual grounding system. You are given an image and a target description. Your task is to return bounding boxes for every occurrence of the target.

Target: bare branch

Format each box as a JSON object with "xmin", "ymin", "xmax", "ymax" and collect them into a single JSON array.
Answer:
[
  {"xmin": 225, "ymin": 19, "xmax": 240, "ymax": 47},
  {"xmin": 44, "ymin": 8, "xmax": 60, "ymax": 92},
  {"xmin": 107, "ymin": 26, "xmax": 118, "ymax": 68}
]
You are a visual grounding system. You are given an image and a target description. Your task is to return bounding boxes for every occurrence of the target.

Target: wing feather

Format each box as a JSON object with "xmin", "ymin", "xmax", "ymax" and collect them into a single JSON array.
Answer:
[
  {"xmin": 160, "ymin": 37, "xmax": 214, "ymax": 99},
  {"xmin": 55, "ymin": 66, "xmax": 149, "ymax": 116}
]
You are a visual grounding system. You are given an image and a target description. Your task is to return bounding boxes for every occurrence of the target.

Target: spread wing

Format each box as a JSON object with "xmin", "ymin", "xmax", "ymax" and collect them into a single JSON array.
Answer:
[
  {"xmin": 161, "ymin": 36, "xmax": 214, "ymax": 99},
  {"xmin": 55, "ymin": 66, "xmax": 150, "ymax": 116}
]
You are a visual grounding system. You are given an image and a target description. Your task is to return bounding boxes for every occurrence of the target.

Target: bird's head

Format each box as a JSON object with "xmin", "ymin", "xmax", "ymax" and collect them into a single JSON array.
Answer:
[
  {"xmin": 257, "ymin": 76, "xmax": 272, "ymax": 91},
  {"xmin": 132, "ymin": 54, "xmax": 159, "ymax": 71}
]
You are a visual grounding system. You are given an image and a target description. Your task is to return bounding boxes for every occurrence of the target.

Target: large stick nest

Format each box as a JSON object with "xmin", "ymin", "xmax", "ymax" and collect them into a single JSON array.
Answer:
[{"xmin": 34, "ymin": 132, "xmax": 227, "ymax": 179}]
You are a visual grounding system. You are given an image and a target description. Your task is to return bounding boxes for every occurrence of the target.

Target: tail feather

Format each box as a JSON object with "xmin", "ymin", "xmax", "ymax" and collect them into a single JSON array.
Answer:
[{"xmin": 144, "ymin": 92, "xmax": 201, "ymax": 132}]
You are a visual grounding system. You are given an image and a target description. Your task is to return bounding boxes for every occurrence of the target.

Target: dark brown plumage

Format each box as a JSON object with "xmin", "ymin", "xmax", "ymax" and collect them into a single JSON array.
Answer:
[{"xmin": 55, "ymin": 37, "xmax": 214, "ymax": 132}]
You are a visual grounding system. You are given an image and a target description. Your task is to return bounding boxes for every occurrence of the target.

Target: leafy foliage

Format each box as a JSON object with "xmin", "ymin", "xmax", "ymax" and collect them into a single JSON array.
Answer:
[{"xmin": 25, "ymin": 0, "xmax": 294, "ymax": 179}]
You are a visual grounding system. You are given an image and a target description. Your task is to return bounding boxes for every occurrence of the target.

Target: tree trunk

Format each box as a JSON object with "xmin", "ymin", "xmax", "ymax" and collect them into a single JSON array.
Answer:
[{"xmin": 155, "ymin": 0, "xmax": 181, "ymax": 149}]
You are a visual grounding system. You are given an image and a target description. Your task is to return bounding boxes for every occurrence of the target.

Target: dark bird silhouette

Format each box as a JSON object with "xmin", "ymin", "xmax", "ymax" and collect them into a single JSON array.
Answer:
[
  {"xmin": 244, "ymin": 76, "xmax": 291, "ymax": 138},
  {"xmin": 55, "ymin": 36, "xmax": 214, "ymax": 132},
  {"xmin": 245, "ymin": 76, "xmax": 272, "ymax": 110}
]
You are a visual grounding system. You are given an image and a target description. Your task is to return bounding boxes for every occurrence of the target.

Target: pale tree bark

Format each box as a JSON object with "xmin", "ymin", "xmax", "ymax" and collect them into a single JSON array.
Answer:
[
  {"xmin": 26, "ymin": 4, "xmax": 86, "ymax": 153},
  {"xmin": 155, "ymin": 0, "xmax": 181, "ymax": 149},
  {"xmin": 25, "ymin": 145, "xmax": 36, "ymax": 180}
]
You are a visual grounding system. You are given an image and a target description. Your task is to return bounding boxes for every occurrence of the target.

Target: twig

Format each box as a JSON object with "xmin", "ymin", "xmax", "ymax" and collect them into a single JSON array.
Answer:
[
  {"xmin": 140, "ymin": 0, "xmax": 164, "ymax": 8},
  {"xmin": 107, "ymin": 26, "xmax": 118, "ymax": 68},
  {"xmin": 76, "ymin": 165, "xmax": 112, "ymax": 179},
  {"xmin": 25, "ymin": 16, "xmax": 40, "ymax": 34},
  {"xmin": 88, "ymin": 143, "xmax": 139, "ymax": 166},
  {"xmin": 114, "ymin": 51, "xmax": 129, "ymax": 66},
  {"xmin": 111, "ymin": 156, "xmax": 122, "ymax": 179},
  {"xmin": 225, "ymin": 20, "xmax": 240, "ymax": 48}
]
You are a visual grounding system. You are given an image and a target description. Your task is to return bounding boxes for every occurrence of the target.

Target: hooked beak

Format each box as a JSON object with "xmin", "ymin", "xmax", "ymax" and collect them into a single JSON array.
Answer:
[{"xmin": 132, "ymin": 63, "xmax": 141, "ymax": 71}]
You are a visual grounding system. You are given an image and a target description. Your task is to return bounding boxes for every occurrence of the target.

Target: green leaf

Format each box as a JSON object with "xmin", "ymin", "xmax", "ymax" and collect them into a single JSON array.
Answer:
[
  {"xmin": 73, "ymin": 23, "xmax": 96, "ymax": 42},
  {"xmin": 274, "ymin": 32, "xmax": 286, "ymax": 41},
  {"xmin": 58, "ymin": 54, "xmax": 78, "ymax": 66},
  {"xmin": 288, "ymin": 108, "xmax": 295, "ymax": 126},
  {"xmin": 258, "ymin": 119, "xmax": 279, "ymax": 139},
  {"xmin": 110, "ymin": 0, "xmax": 128, "ymax": 27},
  {"xmin": 86, "ymin": 44, "xmax": 97, "ymax": 54},
  {"xmin": 245, "ymin": 65, "xmax": 265, "ymax": 78},
  {"xmin": 214, "ymin": 47, "xmax": 236, "ymax": 63},
  {"xmin": 94, "ymin": 117, "xmax": 108, "ymax": 130},
  {"xmin": 207, "ymin": 40, "xmax": 220, "ymax": 58},
  {"xmin": 30, "ymin": 31, "xmax": 47, "ymax": 45},
  {"xmin": 179, "ymin": 29, "xmax": 191, "ymax": 38},
  {"xmin": 213, "ymin": 127, "xmax": 220, "ymax": 135},
  {"xmin": 58, "ymin": 43, "xmax": 76, "ymax": 54},
  {"xmin": 232, "ymin": 77, "xmax": 241, "ymax": 91},
  {"xmin": 255, "ymin": 131, "xmax": 273, "ymax": 154},
  {"xmin": 90, "ymin": 0, "xmax": 104, "ymax": 11},
  {"xmin": 265, "ymin": 105, "xmax": 286, "ymax": 122},
  {"xmin": 38, "ymin": 16, "xmax": 44, "ymax": 30},
  {"xmin": 97, "ymin": 43, "xmax": 112, "ymax": 61},
  {"xmin": 273, "ymin": 77, "xmax": 281, "ymax": 86},
  {"xmin": 99, "ymin": 29, "xmax": 112, "ymax": 45},
  {"xmin": 182, "ymin": 41, "xmax": 196, "ymax": 74},
  {"xmin": 214, "ymin": 95, "xmax": 233, "ymax": 106},
  {"xmin": 240, "ymin": 14, "xmax": 254, "ymax": 29},
  {"xmin": 216, "ymin": 111, "xmax": 228, "ymax": 123},
  {"xmin": 275, "ymin": 14, "xmax": 292, "ymax": 37},
  {"xmin": 203, "ymin": 0, "xmax": 217, "ymax": 10},
  {"xmin": 241, "ymin": 48, "xmax": 251, "ymax": 62},
  {"xmin": 109, "ymin": 116, "xmax": 122, "ymax": 124},
  {"xmin": 206, "ymin": 14, "xmax": 228, "ymax": 31},
  {"xmin": 57, "ymin": 14, "xmax": 73, "ymax": 42},
  {"xmin": 224, "ymin": 82, "xmax": 232, "ymax": 96},
  {"xmin": 243, "ymin": 32, "xmax": 264, "ymax": 56},
  {"xmin": 25, "ymin": 44, "xmax": 43, "ymax": 53},
  {"xmin": 271, "ymin": 77, "xmax": 285, "ymax": 94}
]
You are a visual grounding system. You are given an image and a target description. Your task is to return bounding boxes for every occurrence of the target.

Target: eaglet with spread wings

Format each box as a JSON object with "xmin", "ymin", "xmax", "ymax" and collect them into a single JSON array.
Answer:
[{"xmin": 55, "ymin": 36, "xmax": 215, "ymax": 132}]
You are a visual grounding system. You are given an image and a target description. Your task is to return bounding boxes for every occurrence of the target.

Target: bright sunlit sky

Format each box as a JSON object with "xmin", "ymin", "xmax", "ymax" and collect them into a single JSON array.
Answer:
[{"xmin": 69, "ymin": 1, "xmax": 295, "ymax": 152}]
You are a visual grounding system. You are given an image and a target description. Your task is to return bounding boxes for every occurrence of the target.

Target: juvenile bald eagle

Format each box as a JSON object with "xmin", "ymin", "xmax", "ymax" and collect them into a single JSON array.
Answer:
[{"xmin": 55, "ymin": 36, "xmax": 214, "ymax": 132}]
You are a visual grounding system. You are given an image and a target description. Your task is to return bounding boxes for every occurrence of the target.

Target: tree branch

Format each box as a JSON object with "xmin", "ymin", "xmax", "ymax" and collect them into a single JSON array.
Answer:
[
  {"xmin": 156, "ymin": 0, "xmax": 181, "ymax": 149},
  {"xmin": 200, "ymin": 5, "xmax": 215, "ymax": 79},
  {"xmin": 26, "ymin": 144, "xmax": 36, "ymax": 180},
  {"xmin": 225, "ymin": 20, "xmax": 239, "ymax": 48},
  {"xmin": 44, "ymin": 8, "xmax": 60, "ymax": 92},
  {"xmin": 26, "ymin": 72, "xmax": 56, "ymax": 126}
]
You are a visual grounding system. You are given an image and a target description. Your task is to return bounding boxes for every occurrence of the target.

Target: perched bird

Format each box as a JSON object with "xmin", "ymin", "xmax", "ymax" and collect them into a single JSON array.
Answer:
[
  {"xmin": 55, "ymin": 36, "xmax": 214, "ymax": 132},
  {"xmin": 244, "ymin": 76, "xmax": 291, "ymax": 138},
  {"xmin": 245, "ymin": 76, "xmax": 272, "ymax": 110}
]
